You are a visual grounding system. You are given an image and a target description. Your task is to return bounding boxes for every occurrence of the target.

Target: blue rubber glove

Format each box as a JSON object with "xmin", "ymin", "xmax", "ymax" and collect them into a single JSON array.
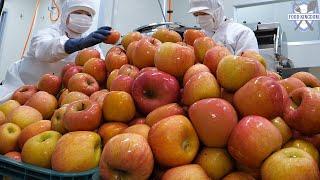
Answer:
[{"xmin": 64, "ymin": 26, "xmax": 112, "ymax": 54}]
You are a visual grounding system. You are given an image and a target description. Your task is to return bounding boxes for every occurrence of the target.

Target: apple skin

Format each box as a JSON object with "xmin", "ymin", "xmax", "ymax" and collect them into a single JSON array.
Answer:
[
  {"xmin": 7, "ymin": 105, "xmax": 43, "ymax": 129},
  {"xmin": 228, "ymin": 116, "xmax": 282, "ymax": 168},
  {"xmin": 223, "ymin": 172, "xmax": 255, "ymax": 180},
  {"xmin": 110, "ymin": 75, "xmax": 134, "ymax": 94},
  {"xmin": 183, "ymin": 64, "xmax": 210, "ymax": 86},
  {"xmin": 217, "ymin": 55, "xmax": 267, "ymax": 92},
  {"xmin": 152, "ymin": 28, "xmax": 182, "ymax": 43},
  {"xmin": 21, "ymin": 131, "xmax": 61, "ymax": 168},
  {"xmin": 132, "ymin": 70, "xmax": 180, "ymax": 114},
  {"xmin": 154, "ymin": 42, "xmax": 195, "ymax": 78},
  {"xmin": 38, "ymin": 73, "xmax": 62, "ymax": 95},
  {"xmin": 203, "ymin": 45, "xmax": 231, "ymax": 75},
  {"xmin": 90, "ymin": 90, "xmax": 109, "ymax": 108},
  {"xmin": 67, "ymin": 73, "xmax": 99, "ymax": 96},
  {"xmin": 122, "ymin": 124, "xmax": 150, "ymax": 139},
  {"xmin": 102, "ymin": 91, "xmax": 136, "ymax": 122},
  {"xmin": 183, "ymin": 29, "xmax": 206, "ymax": 46},
  {"xmin": 0, "ymin": 123, "xmax": 21, "ymax": 154},
  {"xmin": 271, "ymin": 117, "xmax": 292, "ymax": 144},
  {"xmin": 12, "ymin": 85, "xmax": 38, "ymax": 104},
  {"xmin": 148, "ymin": 115, "xmax": 199, "ymax": 167},
  {"xmin": 146, "ymin": 103, "xmax": 184, "ymax": 127},
  {"xmin": 104, "ymin": 30, "xmax": 120, "ymax": 44},
  {"xmin": 99, "ymin": 133, "xmax": 154, "ymax": 180},
  {"xmin": 132, "ymin": 37, "xmax": 162, "ymax": 69},
  {"xmin": 60, "ymin": 91, "xmax": 89, "ymax": 106},
  {"xmin": 0, "ymin": 111, "xmax": 5, "ymax": 126},
  {"xmin": 75, "ymin": 48, "xmax": 101, "ymax": 66},
  {"xmin": 63, "ymin": 99, "xmax": 102, "ymax": 131},
  {"xmin": 51, "ymin": 131, "xmax": 102, "ymax": 172},
  {"xmin": 284, "ymin": 139, "xmax": 319, "ymax": 164},
  {"xmin": 98, "ymin": 122, "xmax": 128, "ymax": 145},
  {"xmin": 0, "ymin": 100, "xmax": 20, "ymax": 117},
  {"xmin": 234, "ymin": 76, "xmax": 289, "ymax": 119},
  {"xmin": 121, "ymin": 32, "xmax": 143, "ymax": 50},
  {"xmin": 25, "ymin": 91, "xmax": 58, "ymax": 119},
  {"xmin": 162, "ymin": 164, "xmax": 210, "ymax": 180},
  {"xmin": 62, "ymin": 66, "xmax": 83, "ymax": 87},
  {"xmin": 189, "ymin": 98, "xmax": 238, "ymax": 147},
  {"xmin": 4, "ymin": 151, "xmax": 22, "ymax": 162},
  {"xmin": 267, "ymin": 70, "xmax": 282, "ymax": 81},
  {"xmin": 129, "ymin": 118, "xmax": 146, "ymax": 126},
  {"xmin": 61, "ymin": 63, "xmax": 76, "ymax": 77},
  {"xmin": 126, "ymin": 41, "xmax": 139, "ymax": 64},
  {"xmin": 51, "ymin": 106, "xmax": 68, "ymax": 134},
  {"xmin": 240, "ymin": 50, "xmax": 267, "ymax": 68},
  {"xmin": 261, "ymin": 147, "xmax": 319, "ymax": 180},
  {"xmin": 291, "ymin": 71, "xmax": 320, "ymax": 87},
  {"xmin": 195, "ymin": 148, "xmax": 233, "ymax": 179},
  {"xmin": 284, "ymin": 87, "xmax": 320, "ymax": 135},
  {"xmin": 18, "ymin": 120, "xmax": 51, "ymax": 150},
  {"xmin": 279, "ymin": 77, "xmax": 306, "ymax": 94},
  {"xmin": 118, "ymin": 64, "xmax": 139, "ymax": 79},
  {"xmin": 193, "ymin": 37, "xmax": 216, "ymax": 63},
  {"xmin": 105, "ymin": 47, "xmax": 128, "ymax": 73},
  {"xmin": 182, "ymin": 72, "xmax": 221, "ymax": 106},
  {"xmin": 83, "ymin": 58, "xmax": 107, "ymax": 83}
]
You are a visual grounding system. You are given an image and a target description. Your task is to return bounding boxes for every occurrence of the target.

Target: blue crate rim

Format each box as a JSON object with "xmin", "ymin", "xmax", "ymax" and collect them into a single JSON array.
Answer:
[{"xmin": 0, "ymin": 155, "xmax": 98, "ymax": 177}]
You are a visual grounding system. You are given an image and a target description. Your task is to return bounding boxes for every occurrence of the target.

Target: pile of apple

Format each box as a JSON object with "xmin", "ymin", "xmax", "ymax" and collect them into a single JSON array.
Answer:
[{"xmin": 1, "ymin": 28, "xmax": 320, "ymax": 180}]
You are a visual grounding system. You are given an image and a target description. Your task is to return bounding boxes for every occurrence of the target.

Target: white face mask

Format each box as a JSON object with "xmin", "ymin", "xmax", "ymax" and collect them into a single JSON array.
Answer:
[
  {"xmin": 67, "ymin": 13, "xmax": 93, "ymax": 34},
  {"xmin": 196, "ymin": 15, "xmax": 216, "ymax": 31}
]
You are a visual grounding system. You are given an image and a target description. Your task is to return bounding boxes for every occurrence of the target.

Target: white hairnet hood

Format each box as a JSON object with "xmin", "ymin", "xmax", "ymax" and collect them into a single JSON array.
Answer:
[{"xmin": 61, "ymin": 0, "xmax": 97, "ymax": 26}]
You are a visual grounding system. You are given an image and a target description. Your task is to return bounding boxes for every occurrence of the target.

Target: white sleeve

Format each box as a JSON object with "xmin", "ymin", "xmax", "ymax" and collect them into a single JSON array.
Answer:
[
  {"xmin": 31, "ymin": 29, "xmax": 69, "ymax": 63},
  {"xmin": 234, "ymin": 28, "xmax": 259, "ymax": 56}
]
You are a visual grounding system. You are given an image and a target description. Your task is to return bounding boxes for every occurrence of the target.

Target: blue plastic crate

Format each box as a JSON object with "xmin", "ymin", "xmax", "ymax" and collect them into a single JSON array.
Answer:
[{"xmin": 0, "ymin": 155, "xmax": 98, "ymax": 180}]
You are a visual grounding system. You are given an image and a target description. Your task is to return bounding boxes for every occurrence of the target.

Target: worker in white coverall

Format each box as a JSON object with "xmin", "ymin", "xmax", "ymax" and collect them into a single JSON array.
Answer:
[
  {"xmin": 0, "ymin": 0, "xmax": 110, "ymax": 103},
  {"xmin": 189, "ymin": 0, "xmax": 259, "ymax": 55}
]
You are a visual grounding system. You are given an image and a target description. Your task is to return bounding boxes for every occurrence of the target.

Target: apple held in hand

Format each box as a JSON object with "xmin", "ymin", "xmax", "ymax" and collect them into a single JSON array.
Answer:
[
  {"xmin": 146, "ymin": 103, "xmax": 184, "ymax": 127},
  {"xmin": 152, "ymin": 28, "xmax": 182, "ymax": 43},
  {"xmin": 83, "ymin": 58, "xmax": 107, "ymax": 83},
  {"xmin": 154, "ymin": 42, "xmax": 195, "ymax": 78},
  {"xmin": 0, "ymin": 123, "xmax": 21, "ymax": 154},
  {"xmin": 25, "ymin": 91, "xmax": 58, "ymax": 119},
  {"xmin": 261, "ymin": 148, "xmax": 319, "ymax": 180},
  {"xmin": 183, "ymin": 63, "xmax": 210, "ymax": 86},
  {"xmin": 75, "ymin": 49, "xmax": 101, "ymax": 66},
  {"xmin": 284, "ymin": 87, "xmax": 320, "ymax": 135},
  {"xmin": 52, "ymin": 131, "xmax": 102, "ymax": 172},
  {"xmin": 162, "ymin": 164, "xmax": 210, "ymax": 180},
  {"xmin": 148, "ymin": 115, "xmax": 199, "ymax": 167},
  {"xmin": 12, "ymin": 85, "xmax": 38, "ymax": 105},
  {"xmin": 234, "ymin": 76, "xmax": 289, "ymax": 119},
  {"xmin": 132, "ymin": 37, "xmax": 161, "ymax": 69},
  {"xmin": 21, "ymin": 131, "xmax": 61, "ymax": 168},
  {"xmin": 105, "ymin": 47, "xmax": 128, "ymax": 73},
  {"xmin": 38, "ymin": 73, "xmax": 62, "ymax": 95},
  {"xmin": 63, "ymin": 99, "xmax": 102, "ymax": 131},
  {"xmin": 104, "ymin": 30, "xmax": 121, "ymax": 44},
  {"xmin": 132, "ymin": 70, "xmax": 180, "ymax": 114},
  {"xmin": 68, "ymin": 73, "xmax": 99, "ymax": 96},
  {"xmin": 183, "ymin": 29, "xmax": 206, "ymax": 46},
  {"xmin": 121, "ymin": 31, "xmax": 143, "ymax": 50},
  {"xmin": 193, "ymin": 37, "xmax": 216, "ymax": 63},
  {"xmin": 99, "ymin": 133, "xmax": 154, "ymax": 180},
  {"xmin": 6, "ymin": 105, "xmax": 42, "ymax": 129},
  {"xmin": 189, "ymin": 98, "xmax": 238, "ymax": 147},
  {"xmin": 228, "ymin": 116, "xmax": 282, "ymax": 168},
  {"xmin": 203, "ymin": 45, "xmax": 231, "ymax": 75}
]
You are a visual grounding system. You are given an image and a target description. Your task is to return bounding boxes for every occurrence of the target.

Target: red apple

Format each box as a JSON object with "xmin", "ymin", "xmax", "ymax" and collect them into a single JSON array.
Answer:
[
  {"xmin": 203, "ymin": 45, "xmax": 231, "ymax": 75},
  {"xmin": 189, "ymin": 98, "xmax": 238, "ymax": 147},
  {"xmin": 5, "ymin": 151, "xmax": 21, "ymax": 162},
  {"xmin": 284, "ymin": 87, "xmax": 320, "ymax": 135},
  {"xmin": 99, "ymin": 133, "xmax": 154, "ymax": 180},
  {"xmin": 121, "ymin": 32, "xmax": 143, "ymax": 50},
  {"xmin": 62, "ymin": 66, "xmax": 83, "ymax": 87},
  {"xmin": 12, "ymin": 85, "xmax": 38, "ymax": 104},
  {"xmin": 279, "ymin": 77, "xmax": 306, "ymax": 94},
  {"xmin": 61, "ymin": 63, "xmax": 76, "ymax": 77},
  {"xmin": 25, "ymin": 91, "xmax": 58, "ymax": 119},
  {"xmin": 183, "ymin": 64, "xmax": 210, "ymax": 86},
  {"xmin": 75, "ymin": 49, "xmax": 101, "ymax": 66},
  {"xmin": 291, "ymin": 71, "xmax": 320, "ymax": 87},
  {"xmin": 162, "ymin": 164, "xmax": 209, "ymax": 180},
  {"xmin": 132, "ymin": 37, "xmax": 161, "ymax": 69},
  {"xmin": 60, "ymin": 91, "xmax": 89, "ymax": 106},
  {"xmin": 106, "ymin": 69, "xmax": 119, "ymax": 90},
  {"xmin": 132, "ymin": 70, "xmax": 180, "ymax": 114},
  {"xmin": 83, "ymin": 58, "xmax": 107, "ymax": 83},
  {"xmin": 152, "ymin": 28, "xmax": 182, "ymax": 43},
  {"xmin": 90, "ymin": 90, "xmax": 109, "ymax": 108},
  {"xmin": 271, "ymin": 117, "xmax": 292, "ymax": 144},
  {"xmin": 98, "ymin": 122, "xmax": 128, "ymax": 145},
  {"xmin": 228, "ymin": 116, "xmax": 282, "ymax": 168},
  {"xmin": 183, "ymin": 29, "xmax": 206, "ymax": 46},
  {"xmin": 118, "ymin": 64, "xmax": 139, "ymax": 79},
  {"xmin": 129, "ymin": 118, "xmax": 146, "ymax": 126},
  {"xmin": 154, "ymin": 42, "xmax": 195, "ymax": 78},
  {"xmin": 126, "ymin": 41, "xmax": 139, "ymax": 64},
  {"xmin": 193, "ymin": 37, "xmax": 216, "ymax": 63},
  {"xmin": 122, "ymin": 124, "xmax": 150, "ymax": 139},
  {"xmin": 38, "ymin": 73, "xmax": 62, "ymax": 95},
  {"xmin": 146, "ymin": 103, "xmax": 184, "ymax": 127},
  {"xmin": 58, "ymin": 88, "xmax": 69, "ymax": 106},
  {"xmin": 105, "ymin": 47, "xmax": 128, "ymax": 73},
  {"xmin": 110, "ymin": 75, "xmax": 134, "ymax": 94},
  {"xmin": 67, "ymin": 73, "xmax": 99, "ymax": 96},
  {"xmin": 63, "ymin": 99, "xmax": 102, "ymax": 131},
  {"xmin": 104, "ymin": 30, "xmax": 120, "ymax": 44},
  {"xmin": 234, "ymin": 76, "xmax": 289, "ymax": 119},
  {"xmin": 51, "ymin": 106, "xmax": 68, "ymax": 134}
]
